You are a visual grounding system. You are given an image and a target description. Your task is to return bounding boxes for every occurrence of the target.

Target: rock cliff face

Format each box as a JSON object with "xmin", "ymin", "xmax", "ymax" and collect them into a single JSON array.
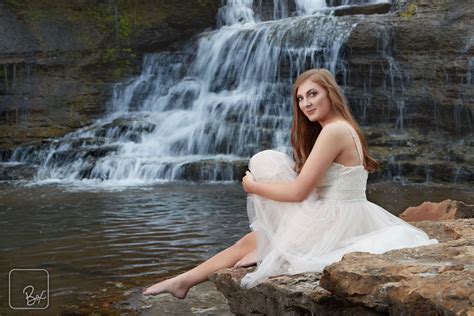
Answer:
[
  {"xmin": 341, "ymin": 0, "xmax": 473, "ymax": 183},
  {"xmin": 210, "ymin": 219, "xmax": 474, "ymax": 315},
  {"xmin": 344, "ymin": 0, "xmax": 473, "ymax": 134},
  {"xmin": 0, "ymin": 0, "xmax": 220, "ymax": 150}
]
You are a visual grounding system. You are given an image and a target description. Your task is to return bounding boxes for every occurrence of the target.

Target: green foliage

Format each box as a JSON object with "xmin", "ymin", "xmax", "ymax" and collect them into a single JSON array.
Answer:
[
  {"xmin": 118, "ymin": 15, "xmax": 132, "ymax": 40},
  {"xmin": 400, "ymin": 3, "xmax": 417, "ymax": 18}
]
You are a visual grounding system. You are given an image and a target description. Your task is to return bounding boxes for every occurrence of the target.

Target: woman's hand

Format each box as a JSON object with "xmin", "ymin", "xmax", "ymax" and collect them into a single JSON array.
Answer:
[{"xmin": 242, "ymin": 171, "xmax": 256, "ymax": 193}]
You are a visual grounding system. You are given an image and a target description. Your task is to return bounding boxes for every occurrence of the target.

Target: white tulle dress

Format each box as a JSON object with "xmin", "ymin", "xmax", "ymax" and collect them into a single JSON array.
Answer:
[{"xmin": 240, "ymin": 123, "xmax": 439, "ymax": 289}]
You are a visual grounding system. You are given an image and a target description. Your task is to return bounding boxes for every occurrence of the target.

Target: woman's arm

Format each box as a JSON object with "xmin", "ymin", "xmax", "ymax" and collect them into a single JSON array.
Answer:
[{"xmin": 242, "ymin": 124, "xmax": 346, "ymax": 202}]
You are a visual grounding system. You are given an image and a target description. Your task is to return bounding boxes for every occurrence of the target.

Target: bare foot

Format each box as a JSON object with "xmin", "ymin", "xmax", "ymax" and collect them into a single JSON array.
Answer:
[
  {"xmin": 233, "ymin": 249, "xmax": 258, "ymax": 268},
  {"xmin": 142, "ymin": 275, "xmax": 189, "ymax": 299}
]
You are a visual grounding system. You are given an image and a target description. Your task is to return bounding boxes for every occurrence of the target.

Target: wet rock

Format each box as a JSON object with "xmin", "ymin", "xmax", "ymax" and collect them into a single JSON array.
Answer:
[
  {"xmin": 320, "ymin": 219, "xmax": 474, "ymax": 315},
  {"xmin": 119, "ymin": 282, "xmax": 233, "ymax": 316},
  {"xmin": 67, "ymin": 137, "xmax": 108, "ymax": 149},
  {"xmin": 209, "ymin": 268, "xmax": 381, "ymax": 316},
  {"xmin": 101, "ymin": 118, "xmax": 156, "ymax": 135},
  {"xmin": 362, "ymin": 125, "xmax": 474, "ymax": 184},
  {"xmin": 50, "ymin": 145, "xmax": 119, "ymax": 163},
  {"xmin": 96, "ymin": 117, "xmax": 156, "ymax": 142},
  {"xmin": 331, "ymin": 3, "xmax": 393, "ymax": 16},
  {"xmin": 343, "ymin": 0, "xmax": 473, "ymax": 135},
  {"xmin": 400, "ymin": 199, "xmax": 474, "ymax": 221},
  {"xmin": 0, "ymin": 148, "xmax": 12, "ymax": 161},
  {"xmin": 0, "ymin": 162, "xmax": 37, "ymax": 180},
  {"xmin": 178, "ymin": 159, "xmax": 249, "ymax": 181}
]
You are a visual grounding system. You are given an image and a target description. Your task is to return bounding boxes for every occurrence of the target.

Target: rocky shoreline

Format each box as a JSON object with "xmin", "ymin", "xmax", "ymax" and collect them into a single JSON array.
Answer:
[{"xmin": 210, "ymin": 201, "xmax": 474, "ymax": 315}]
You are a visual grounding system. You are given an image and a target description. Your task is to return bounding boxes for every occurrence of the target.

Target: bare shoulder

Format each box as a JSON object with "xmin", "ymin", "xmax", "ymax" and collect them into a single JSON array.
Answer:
[{"xmin": 319, "ymin": 121, "xmax": 349, "ymax": 140}]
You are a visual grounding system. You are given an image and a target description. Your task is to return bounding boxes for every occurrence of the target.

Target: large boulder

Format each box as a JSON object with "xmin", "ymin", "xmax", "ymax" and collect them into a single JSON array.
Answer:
[
  {"xmin": 320, "ymin": 219, "xmax": 473, "ymax": 315},
  {"xmin": 210, "ymin": 219, "xmax": 473, "ymax": 315},
  {"xmin": 399, "ymin": 199, "xmax": 474, "ymax": 221},
  {"xmin": 209, "ymin": 268, "xmax": 380, "ymax": 316}
]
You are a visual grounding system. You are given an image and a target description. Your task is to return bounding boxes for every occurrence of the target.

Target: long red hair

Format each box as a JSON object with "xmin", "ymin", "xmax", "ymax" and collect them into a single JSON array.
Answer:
[{"xmin": 290, "ymin": 68, "xmax": 379, "ymax": 173}]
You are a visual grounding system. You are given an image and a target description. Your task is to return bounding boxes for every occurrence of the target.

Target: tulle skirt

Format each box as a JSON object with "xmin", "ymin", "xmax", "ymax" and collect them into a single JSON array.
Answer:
[{"xmin": 240, "ymin": 150, "xmax": 439, "ymax": 289}]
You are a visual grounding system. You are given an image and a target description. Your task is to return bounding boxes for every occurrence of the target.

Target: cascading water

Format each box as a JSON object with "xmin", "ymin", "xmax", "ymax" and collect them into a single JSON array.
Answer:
[{"xmin": 6, "ymin": 0, "xmax": 357, "ymax": 184}]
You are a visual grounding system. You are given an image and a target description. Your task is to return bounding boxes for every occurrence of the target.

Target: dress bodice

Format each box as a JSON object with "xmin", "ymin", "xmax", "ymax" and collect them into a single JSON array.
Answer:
[
  {"xmin": 315, "ymin": 122, "xmax": 368, "ymax": 201},
  {"xmin": 316, "ymin": 162, "xmax": 369, "ymax": 201}
]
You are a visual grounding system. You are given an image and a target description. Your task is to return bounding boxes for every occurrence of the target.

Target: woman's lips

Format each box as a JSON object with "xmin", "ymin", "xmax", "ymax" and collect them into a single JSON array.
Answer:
[{"xmin": 307, "ymin": 109, "xmax": 316, "ymax": 114}]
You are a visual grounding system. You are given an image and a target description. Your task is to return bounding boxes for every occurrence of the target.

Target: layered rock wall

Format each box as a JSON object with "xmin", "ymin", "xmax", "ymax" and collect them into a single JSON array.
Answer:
[
  {"xmin": 0, "ymin": 0, "xmax": 219, "ymax": 150},
  {"xmin": 343, "ymin": 0, "xmax": 473, "ymax": 134}
]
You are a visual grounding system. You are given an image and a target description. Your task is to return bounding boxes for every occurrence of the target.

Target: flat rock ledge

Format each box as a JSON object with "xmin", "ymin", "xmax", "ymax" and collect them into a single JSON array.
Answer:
[{"xmin": 210, "ymin": 219, "xmax": 473, "ymax": 315}]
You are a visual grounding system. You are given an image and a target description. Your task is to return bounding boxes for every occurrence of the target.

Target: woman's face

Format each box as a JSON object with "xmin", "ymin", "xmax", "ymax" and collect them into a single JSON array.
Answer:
[{"xmin": 296, "ymin": 80, "xmax": 332, "ymax": 122}]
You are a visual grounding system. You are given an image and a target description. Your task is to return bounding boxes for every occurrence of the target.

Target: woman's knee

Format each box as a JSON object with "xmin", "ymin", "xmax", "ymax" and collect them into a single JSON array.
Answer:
[
  {"xmin": 250, "ymin": 150, "xmax": 286, "ymax": 163},
  {"xmin": 248, "ymin": 150, "xmax": 295, "ymax": 180},
  {"xmin": 234, "ymin": 232, "xmax": 256, "ymax": 251}
]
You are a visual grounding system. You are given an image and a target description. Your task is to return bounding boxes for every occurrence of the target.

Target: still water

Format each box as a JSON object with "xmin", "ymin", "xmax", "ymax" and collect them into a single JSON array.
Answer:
[{"xmin": 0, "ymin": 181, "xmax": 472, "ymax": 314}]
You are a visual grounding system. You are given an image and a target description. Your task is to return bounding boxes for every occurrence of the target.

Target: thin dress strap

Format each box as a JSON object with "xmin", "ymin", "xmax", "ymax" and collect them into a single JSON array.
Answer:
[{"xmin": 338, "ymin": 122, "xmax": 364, "ymax": 166}]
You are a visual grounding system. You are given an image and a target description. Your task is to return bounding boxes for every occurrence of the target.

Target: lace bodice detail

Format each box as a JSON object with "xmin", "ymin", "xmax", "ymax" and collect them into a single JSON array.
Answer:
[{"xmin": 316, "ymin": 162, "xmax": 368, "ymax": 201}]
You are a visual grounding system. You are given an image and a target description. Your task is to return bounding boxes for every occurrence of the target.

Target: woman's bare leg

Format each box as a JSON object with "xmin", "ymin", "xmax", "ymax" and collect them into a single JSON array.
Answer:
[
  {"xmin": 233, "ymin": 248, "xmax": 258, "ymax": 268},
  {"xmin": 142, "ymin": 231, "xmax": 257, "ymax": 298}
]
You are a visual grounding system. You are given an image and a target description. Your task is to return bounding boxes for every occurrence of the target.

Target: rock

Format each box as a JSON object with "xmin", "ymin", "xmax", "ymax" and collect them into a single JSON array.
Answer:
[
  {"xmin": 411, "ymin": 218, "xmax": 474, "ymax": 242},
  {"xmin": 209, "ymin": 268, "xmax": 381, "ymax": 316},
  {"xmin": 211, "ymin": 219, "xmax": 473, "ymax": 315},
  {"xmin": 343, "ymin": 0, "xmax": 473, "ymax": 135},
  {"xmin": 118, "ymin": 282, "xmax": 233, "ymax": 315},
  {"xmin": 400, "ymin": 199, "xmax": 474, "ymax": 221},
  {"xmin": 320, "ymin": 219, "xmax": 474, "ymax": 315},
  {"xmin": 178, "ymin": 159, "xmax": 249, "ymax": 181},
  {"xmin": 362, "ymin": 125, "xmax": 473, "ymax": 184},
  {"xmin": 0, "ymin": 0, "xmax": 220, "ymax": 151},
  {"xmin": 332, "ymin": 3, "xmax": 393, "ymax": 16},
  {"xmin": 0, "ymin": 162, "xmax": 37, "ymax": 180},
  {"xmin": 0, "ymin": 148, "xmax": 12, "ymax": 161}
]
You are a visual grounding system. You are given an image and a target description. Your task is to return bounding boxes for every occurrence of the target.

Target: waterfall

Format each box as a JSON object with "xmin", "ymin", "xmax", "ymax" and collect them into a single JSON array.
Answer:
[
  {"xmin": 217, "ymin": 0, "xmax": 257, "ymax": 27},
  {"xmin": 295, "ymin": 0, "xmax": 327, "ymax": 15},
  {"xmin": 7, "ymin": 0, "xmax": 356, "ymax": 184}
]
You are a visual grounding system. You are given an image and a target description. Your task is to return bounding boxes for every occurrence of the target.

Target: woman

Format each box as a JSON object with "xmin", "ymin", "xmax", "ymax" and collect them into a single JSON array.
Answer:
[{"xmin": 143, "ymin": 68, "xmax": 438, "ymax": 297}]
